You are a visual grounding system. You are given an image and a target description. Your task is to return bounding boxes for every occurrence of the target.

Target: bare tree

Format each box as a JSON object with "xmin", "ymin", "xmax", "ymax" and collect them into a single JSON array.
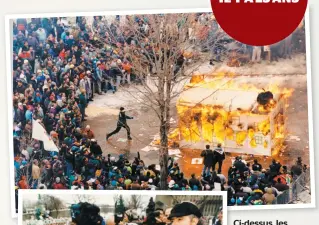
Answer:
[
  {"xmin": 42, "ymin": 195, "xmax": 65, "ymax": 218},
  {"xmin": 88, "ymin": 13, "xmax": 232, "ymax": 188},
  {"xmin": 127, "ymin": 195, "xmax": 143, "ymax": 209},
  {"xmin": 73, "ymin": 194, "xmax": 96, "ymax": 204}
]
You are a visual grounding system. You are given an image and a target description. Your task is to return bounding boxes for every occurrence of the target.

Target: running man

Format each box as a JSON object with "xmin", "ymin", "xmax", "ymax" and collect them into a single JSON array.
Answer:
[{"xmin": 106, "ymin": 107, "xmax": 133, "ymax": 140}]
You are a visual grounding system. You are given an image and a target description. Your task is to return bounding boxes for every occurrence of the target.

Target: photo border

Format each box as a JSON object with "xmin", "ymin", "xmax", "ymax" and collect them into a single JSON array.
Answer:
[
  {"xmin": 18, "ymin": 189, "xmax": 227, "ymax": 225},
  {"xmin": 6, "ymin": 6, "xmax": 315, "ymax": 218}
]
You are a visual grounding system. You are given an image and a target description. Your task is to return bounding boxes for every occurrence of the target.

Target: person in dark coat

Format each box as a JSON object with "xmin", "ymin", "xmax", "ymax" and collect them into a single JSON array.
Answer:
[
  {"xmin": 59, "ymin": 142, "xmax": 68, "ymax": 158},
  {"xmin": 90, "ymin": 140, "xmax": 103, "ymax": 156},
  {"xmin": 252, "ymin": 159, "xmax": 262, "ymax": 172},
  {"xmin": 106, "ymin": 107, "xmax": 133, "ymax": 140},
  {"xmin": 173, "ymin": 52, "xmax": 185, "ymax": 81},
  {"xmin": 233, "ymin": 156, "xmax": 247, "ymax": 174},
  {"xmin": 273, "ymin": 178, "xmax": 289, "ymax": 192},
  {"xmin": 188, "ymin": 173, "xmax": 202, "ymax": 190},
  {"xmin": 212, "ymin": 143, "xmax": 225, "ymax": 174},
  {"xmin": 78, "ymin": 89, "xmax": 87, "ymax": 122},
  {"xmin": 200, "ymin": 145, "xmax": 214, "ymax": 176},
  {"xmin": 15, "ymin": 80, "xmax": 26, "ymax": 94},
  {"xmin": 269, "ymin": 159, "xmax": 281, "ymax": 180},
  {"xmin": 290, "ymin": 157, "xmax": 303, "ymax": 179}
]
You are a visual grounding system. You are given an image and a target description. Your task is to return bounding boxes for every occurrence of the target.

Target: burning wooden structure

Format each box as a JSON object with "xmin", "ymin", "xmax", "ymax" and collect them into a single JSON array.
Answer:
[{"xmin": 175, "ymin": 74, "xmax": 293, "ymax": 156}]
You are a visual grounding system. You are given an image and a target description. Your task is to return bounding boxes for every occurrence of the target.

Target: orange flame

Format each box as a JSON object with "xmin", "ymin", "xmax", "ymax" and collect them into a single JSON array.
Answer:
[{"xmin": 166, "ymin": 72, "xmax": 292, "ymax": 156}]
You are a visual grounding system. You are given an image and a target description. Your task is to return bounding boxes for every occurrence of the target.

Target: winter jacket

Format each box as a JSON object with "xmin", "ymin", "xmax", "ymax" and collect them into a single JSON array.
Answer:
[
  {"xmin": 201, "ymin": 149, "xmax": 214, "ymax": 167},
  {"xmin": 36, "ymin": 29, "xmax": 47, "ymax": 42},
  {"xmin": 27, "ymin": 37, "xmax": 39, "ymax": 49},
  {"xmin": 95, "ymin": 67, "xmax": 103, "ymax": 81},
  {"xmin": 84, "ymin": 129, "xmax": 95, "ymax": 139},
  {"xmin": 117, "ymin": 111, "xmax": 133, "ymax": 126},
  {"xmin": 189, "ymin": 177, "xmax": 201, "ymax": 189},
  {"xmin": 213, "ymin": 147, "xmax": 225, "ymax": 161},
  {"xmin": 53, "ymin": 182, "xmax": 66, "ymax": 189},
  {"xmin": 25, "ymin": 110, "xmax": 33, "ymax": 121},
  {"xmin": 32, "ymin": 164, "xmax": 41, "ymax": 179},
  {"xmin": 262, "ymin": 188, "xmax": 276, "ymax": 204},
  {"xmin": 79, "ymin": 78, "xmax": 91, "ymax": 95},
  {"xmin": 233, "ymin": 160, "xmax": 247, "ymax": 173},
  {"xmin": 252, "ymin": 163, "xmax": 262, "ymax": 172},
  {"xmin": 18, "ymin": 176, "xmax": 29, "ymax": 189}
]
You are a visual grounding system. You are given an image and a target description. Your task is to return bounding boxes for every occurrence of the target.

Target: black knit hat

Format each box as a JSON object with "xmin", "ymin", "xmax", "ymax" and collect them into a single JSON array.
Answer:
[
  {"xmin": 168, "ymin": 202, "xmax": 202, "ymax": 219},
  {"xmin": 120, "ymin": 107, "xmax": 125, "ymax": 111}
]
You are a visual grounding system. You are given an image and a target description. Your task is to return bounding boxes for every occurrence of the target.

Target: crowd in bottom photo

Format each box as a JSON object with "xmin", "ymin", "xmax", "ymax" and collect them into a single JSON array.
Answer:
[{"xmin": 20, "ymin": 191, "xmax": 225, "ymax": 225}]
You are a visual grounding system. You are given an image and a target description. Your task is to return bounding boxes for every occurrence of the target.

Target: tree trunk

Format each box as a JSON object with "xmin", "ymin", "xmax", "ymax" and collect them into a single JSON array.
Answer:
[
  {"xmin": 159, "ymin": 117, "xmax": 169, "ymax": 190},
  {"xmin": 158, "ymin": 69, "xmax": 171, "ymax": 190},
  {"xmin": 159, "ymin": 72, "xmax": 172, "ymax": 190}
]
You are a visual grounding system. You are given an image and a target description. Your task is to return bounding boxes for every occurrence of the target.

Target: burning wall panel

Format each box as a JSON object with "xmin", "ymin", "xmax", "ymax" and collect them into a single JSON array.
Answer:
[{"xmin": 176, "ymin": 82, "xmax": 289, "ymax": 156}]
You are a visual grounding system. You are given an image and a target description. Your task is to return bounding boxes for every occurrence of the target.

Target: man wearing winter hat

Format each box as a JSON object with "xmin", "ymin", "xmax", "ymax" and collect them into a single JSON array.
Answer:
[{"xmin": 168, "ymin": 202, "xmax": 202, "ymax": 225}]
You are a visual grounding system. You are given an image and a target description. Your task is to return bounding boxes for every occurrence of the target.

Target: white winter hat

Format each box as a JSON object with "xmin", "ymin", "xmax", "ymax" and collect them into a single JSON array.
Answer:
[
  {"xmin": 110, "ymin": 62, "xmax": 117, "ymax": 68},
  {"xmin": 168, "ymin": 180, "xmax": 175, "ymax": 188}
]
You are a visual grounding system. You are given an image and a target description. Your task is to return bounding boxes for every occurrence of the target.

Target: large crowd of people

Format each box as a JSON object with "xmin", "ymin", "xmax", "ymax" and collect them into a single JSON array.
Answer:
[
  {"xmin": 12, "ymin": 13, "xmax": 308, "ymax": 212},
  {"xmin": 12, "ymin": 13, "xmax": 218, "ymax": 209}
]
